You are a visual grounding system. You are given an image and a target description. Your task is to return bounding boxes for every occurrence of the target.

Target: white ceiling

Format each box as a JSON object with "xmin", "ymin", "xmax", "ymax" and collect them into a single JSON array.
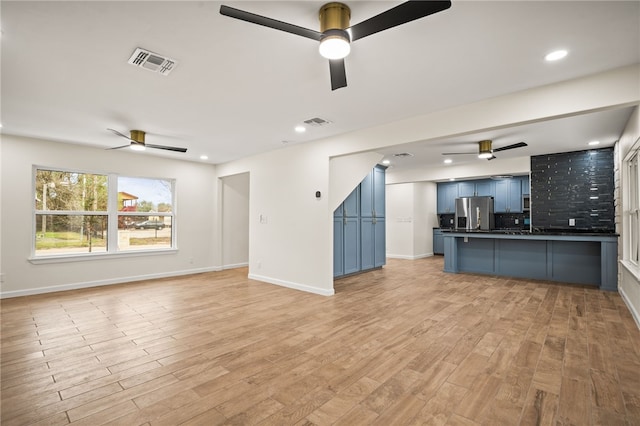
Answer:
[{"xmin": 2, "ymin": 1, "xmax": 639, "ymax": 170}]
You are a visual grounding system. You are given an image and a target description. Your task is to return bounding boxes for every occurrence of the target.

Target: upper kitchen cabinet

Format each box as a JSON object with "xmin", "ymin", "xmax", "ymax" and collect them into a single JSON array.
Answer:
[
  {"xmin": 521, "ymin": 175, "xmax": 530, "ymax": 195},
  {"xmin": 437, "ymin": 182, "xmax": 458, "ymax": 213},
  {"xmin": 494, "ymin": 178, "xmax": 523, "ymax": 213},
  {"xmin": 458, "ymin": 179, "xmax": 494, "ymax": 197}
]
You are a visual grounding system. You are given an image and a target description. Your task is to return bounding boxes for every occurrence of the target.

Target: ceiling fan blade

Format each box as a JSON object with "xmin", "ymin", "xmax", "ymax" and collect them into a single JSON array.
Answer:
[
  {"xmin": 348, "ymin": 0, "xmax": 451, "ymax": 42},
  {"xmin": 487, "ymin": 155, "xmax": 497, "ymax": 161},
  {"xmin": 329, "ymin": 59, "xmax": 347, "ymax": 91},
  {"xmin": 220, "ymin": 5, "xmax": 322, "ymax": 41},
  {"xmin": 107, "ymin": 144, "xmax": 132, "ymax": 150},
  {"xmin": 107, "ymin": 128, "xmax": 133, "ymax": 141},
  {"xmin": 146, "ymin": 143, "xmax": 188, "ymax": 153},
  {"xmin": 492, "ymin": 141, "xmax": 527, "ymax": 152}
]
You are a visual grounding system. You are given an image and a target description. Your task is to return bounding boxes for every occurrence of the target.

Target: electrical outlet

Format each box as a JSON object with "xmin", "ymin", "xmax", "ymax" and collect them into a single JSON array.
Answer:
[
  {"xmin": 514, "ymin": 218, "xmax": 519, "ymax": 225},
  {"xmin": 569, "ymin": 218, "xmax": 575, "ymax": 226}
]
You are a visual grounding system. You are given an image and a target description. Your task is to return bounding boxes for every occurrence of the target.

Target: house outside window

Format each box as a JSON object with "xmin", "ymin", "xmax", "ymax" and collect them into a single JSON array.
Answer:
[{"xmin": 33, "ymin": 168, "xmax": 175, "ymax": 258}]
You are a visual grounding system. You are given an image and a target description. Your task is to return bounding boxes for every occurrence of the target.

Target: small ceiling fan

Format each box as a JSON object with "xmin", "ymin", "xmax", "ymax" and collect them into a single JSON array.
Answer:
[
  {"xmin": 107, "ymin": 129, "xmax": 187, "ymax": 153},
  {"xmin": 442, "ymin": 140, "xmax": 527, "ymax": 160},
  {"xmin": 219, "ymin": 1, "xmax": 452, "ymax": 90}
]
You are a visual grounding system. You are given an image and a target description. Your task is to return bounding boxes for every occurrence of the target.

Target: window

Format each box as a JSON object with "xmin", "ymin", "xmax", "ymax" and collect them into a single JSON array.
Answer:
[
  {"xmin": 629, "ymin": 149, "xmax": 639, "ymax": 265},
  {"xmin": 34, "ymin": 168, "xmax": 175, "ymax": 258}
]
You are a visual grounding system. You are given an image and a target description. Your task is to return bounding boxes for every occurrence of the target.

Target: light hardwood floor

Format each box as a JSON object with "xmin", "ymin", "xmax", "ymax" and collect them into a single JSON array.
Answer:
[{"xmin": 1, "ymin": 257, "xmax": 639, "ymax": 425}]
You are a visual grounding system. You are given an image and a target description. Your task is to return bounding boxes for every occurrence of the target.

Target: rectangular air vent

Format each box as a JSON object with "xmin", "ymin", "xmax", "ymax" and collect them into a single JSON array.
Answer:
[
  {"xmin": 303, "ymin": 117, "xmax": 332, "ymax": 127},
  {"xmin": 127, "ymin": 47, "xmax": 176, "ymax": 76}
]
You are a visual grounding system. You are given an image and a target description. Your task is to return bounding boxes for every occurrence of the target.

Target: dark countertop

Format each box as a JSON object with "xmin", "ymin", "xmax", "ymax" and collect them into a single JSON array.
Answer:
[{"xmin": 441, "ymin": 229, "xmax": 619, "ymax": 237}]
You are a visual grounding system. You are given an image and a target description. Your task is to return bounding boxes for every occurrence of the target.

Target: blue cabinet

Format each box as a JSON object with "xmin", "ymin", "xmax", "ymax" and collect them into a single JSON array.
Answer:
[
  {"xmin": 433, "ymin": 229, "xmax": 444, "ymax": 255},
  {"xmin": 494, "ymin": 178, "xmax": 523, "ymax": 213},
  {"xmin": 458, "ymin": 182, "xmax": 475, "ymax": 197},
  {"xmin": 334, "ymin": 166, "xmax": 386, "ymax": 278},
  {"xmin": 437, "ymin": 182, "xmax": 458, "ymax": 213},
  {"xmin": 521, "ymin": 175, "xmax": 530, "ymax": 195}
]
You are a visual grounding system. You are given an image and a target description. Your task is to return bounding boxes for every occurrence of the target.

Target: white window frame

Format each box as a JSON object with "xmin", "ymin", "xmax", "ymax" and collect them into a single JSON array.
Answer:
[
  {"xmin": 626, "ymin": 145, "xmax": 639, "ymax": 266},
  {"xmin": 30, "ymin": 166, "xmax": 177, "ymax": 263}
]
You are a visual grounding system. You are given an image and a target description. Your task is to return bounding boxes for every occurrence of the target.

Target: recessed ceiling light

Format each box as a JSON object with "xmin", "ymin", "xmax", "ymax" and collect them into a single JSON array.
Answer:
[
  {"xmin": 588, "ymin": 140, "xmax": 600, "ymax": 146},
  {"xmin": 381, "ymin": 159, "xmax": 390, "ymax": 165},
  {"xmin": 294, "ymin": 126, "xmax": 306, "ymax": 133},
  {"xmin": 545, "ymin": 49, "xmax": 568, "ymax": 62},
  {"xmin": 443, "ymin": 159, "xmax": 452, "ymax": 164},
  {"xmin": 200, "ymin": 155, "xmax": 209, "ymax": 160},
  {"xmin": 449, "ymin": 178, "xmax": 455, "ymax": 181}
]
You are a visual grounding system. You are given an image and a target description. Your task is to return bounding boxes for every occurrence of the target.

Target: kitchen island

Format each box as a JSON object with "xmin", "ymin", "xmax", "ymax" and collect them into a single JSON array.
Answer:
[{"xmin": 442, "ymin": 230, "xmax": 618, "ymax": 291}]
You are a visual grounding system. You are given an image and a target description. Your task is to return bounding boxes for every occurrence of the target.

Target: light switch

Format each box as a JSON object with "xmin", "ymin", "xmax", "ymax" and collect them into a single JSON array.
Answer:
[{"xmin": 569, "ymin": 218, "xmax": 575, "ymax": 226}]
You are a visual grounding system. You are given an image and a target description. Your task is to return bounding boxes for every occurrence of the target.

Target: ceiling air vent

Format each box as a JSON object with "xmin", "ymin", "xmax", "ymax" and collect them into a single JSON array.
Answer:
[
  {"xmin": 393, "ymin": 152, "xmax": 414, "ymax": 157},
  {"xmin": 303, "ymin": 117, "xmax": 332, "ymax": 127},
  {"xmin": 127, "ymin": 47, "xmax": 176, "ymax": 76}
]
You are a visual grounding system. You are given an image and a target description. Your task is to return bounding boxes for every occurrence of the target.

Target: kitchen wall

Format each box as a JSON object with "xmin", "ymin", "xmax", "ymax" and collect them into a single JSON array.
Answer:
[
  {"xmin": 531, "ymin": 147, "xmax": 615, "ymax": 231},
  {"xmin": 386, "ymin": 182, "xmax": 438, "ymax": 259}
]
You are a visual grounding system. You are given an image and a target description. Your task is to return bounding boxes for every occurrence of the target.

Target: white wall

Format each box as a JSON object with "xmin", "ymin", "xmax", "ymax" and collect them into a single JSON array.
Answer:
[
  {"xmin": 2, "ymin": 66, "xmax": 638, "ymax": 299},
  {"xmin": 386, "ymin": 182, "xmax": 438, "ymax": 259},
  {"xmin": 617, "ymin": 106, "xmax": 640, "ymax": 327},
  {"xmin": 0, "ymin": 136, "xmax": 219, "ymax": 297},
  {"xmin": 221, "ymin": 172, "xmax": 249, "ymax": 269}
]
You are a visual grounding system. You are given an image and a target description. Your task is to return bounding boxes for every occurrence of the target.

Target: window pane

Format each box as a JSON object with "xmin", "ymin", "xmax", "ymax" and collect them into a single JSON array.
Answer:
[
  {"xmin": 117, "ymin": 177, "xmax": 173, "ymax": 212},
  {"xmin": 36, "ymin": 170, "xmax": 108, "ymax": 211},
  {"xmin": 117, "ymin": 215, "xmax": 172, "ymax": 251},
  {"xmin": 35, "ymin": 215, "xmax": 108, "ymax": 255}
]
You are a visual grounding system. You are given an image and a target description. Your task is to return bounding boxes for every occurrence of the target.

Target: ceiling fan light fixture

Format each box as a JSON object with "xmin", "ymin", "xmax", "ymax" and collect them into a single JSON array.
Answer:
[
  {"xmin": 319, "ymin": 33, "xmax": 351, "ymax": 59},
  {"xmin": 319, "ymin": 3, "xmax": 351, "ymax": 60},
  {"xmin": 478, "ymin": 140, "xmax": 493, "ymax": 159},
  {"xmin": 130, "ymin": 144, "xmax": 146, "ymax": 151}
]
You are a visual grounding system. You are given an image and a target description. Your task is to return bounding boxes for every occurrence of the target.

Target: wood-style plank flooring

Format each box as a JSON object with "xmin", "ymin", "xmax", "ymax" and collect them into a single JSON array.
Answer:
[{"xmin": 2, "ymin": 257, "xmax": 639, "ymax": 425}]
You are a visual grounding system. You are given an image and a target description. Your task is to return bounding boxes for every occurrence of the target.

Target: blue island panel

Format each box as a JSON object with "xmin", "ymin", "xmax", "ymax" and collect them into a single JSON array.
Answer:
[
  {"xmin": 550, "ymin": 241, "xmax": 600, "ymax": 285},
  {"xmin": 495, "ymin": 239, "xmax": 548, "ymax": 280},
  {"xmin": 442, "ymin": 231, "xmax": 618, "ymax": 290},
  {"xmin": 458, "ymin": 238, "xmax": 495, "ymax": 274}
]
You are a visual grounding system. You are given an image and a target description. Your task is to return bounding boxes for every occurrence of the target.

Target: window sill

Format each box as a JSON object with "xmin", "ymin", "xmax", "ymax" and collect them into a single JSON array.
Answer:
[
  {"xmin": 620, "ymin": 259, "xmax": 640, "ymax": 282},
  {"xmin": 28, "ymin": 249, "xmax": 178, "ymax": 264}
]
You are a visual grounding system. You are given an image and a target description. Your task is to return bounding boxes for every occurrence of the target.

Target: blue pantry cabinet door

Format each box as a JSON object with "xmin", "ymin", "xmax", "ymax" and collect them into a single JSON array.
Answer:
[
  {"xmin": 360, "ymin": 170, "xmax": 374, "ymax": 217},
  {"xmin": 374, "ymin": 218, "xmax": 386, "ymax": 267},
  {"xmin": 343, "ymin": 186, "xmax": 359, "ymax": 217},
  {"xmin": 343, "ymin": 217, "xmax": 361, "ymax": 274},
  {"xmin": 360, "ymin": 217, "xmax": 375, "ymax": 270},
  {"xmin": 333, "ymin": 216, "xmax": 344, "ymax": 277},
  {"xmin": 373, "ymin": 166, "xmax": 385, "ymax": 217}
]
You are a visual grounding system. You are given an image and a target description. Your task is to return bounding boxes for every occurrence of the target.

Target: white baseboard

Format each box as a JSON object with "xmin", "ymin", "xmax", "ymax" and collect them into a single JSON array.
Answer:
[
  {"xmin": 248, "ymin": 273, "xmax": 334, "ymax": 296},
  {"xmin": 386, "ymin": 253, "xmax": 434, "ymax": 260},
  {"xmin": 0, "ymin": 266, "xmax": 222, "ymax": 299},
  {"xmin": 222, "ymin": 262, "xmax": 249, "ymax": 270},
  {"xmin": 619, "ymin": 286, "xmax": 640, "ymax": 331}
]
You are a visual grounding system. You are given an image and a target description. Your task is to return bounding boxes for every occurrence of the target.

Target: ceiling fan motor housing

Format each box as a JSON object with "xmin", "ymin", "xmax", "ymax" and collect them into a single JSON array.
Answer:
[
  {"xmin": 130, "ymin": 130, "xmax": 145, "ymax": 144},
  {"xmin": 478, "ymin": 140, "xmax": 492, "ymax": 155},
  {"xmin": 319, "ymin": 2, "xmax": 351, "ymax": 32}
]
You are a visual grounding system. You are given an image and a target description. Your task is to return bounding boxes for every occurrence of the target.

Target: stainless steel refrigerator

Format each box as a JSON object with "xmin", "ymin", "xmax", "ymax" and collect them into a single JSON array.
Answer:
[{"xmin": 455, "ymin": 196, "xmax": 495, "ymax": 231}]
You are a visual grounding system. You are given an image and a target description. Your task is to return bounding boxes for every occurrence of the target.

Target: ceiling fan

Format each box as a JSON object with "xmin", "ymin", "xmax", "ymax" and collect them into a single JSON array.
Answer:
[
  {"xmin": 107, "ymin": 129, "xmax": 187, "ymax": 153},
  {"xmin": 442, "ymin": 140, "xmax": 527, "ymax": 160},
  {"xmin": 219, "ymin": 1, "xmax": 452, "ymax": 91}
]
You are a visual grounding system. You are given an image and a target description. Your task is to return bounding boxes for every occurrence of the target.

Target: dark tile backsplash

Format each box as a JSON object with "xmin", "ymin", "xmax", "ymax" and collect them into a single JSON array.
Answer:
[
  {"xmin": 531, "ymin": 147, "xmax": 614, "ymax": 231},
  {"xmin": 494, "ymin": 213, "xmax": 529, "ymax": 230},
  {"xmin": 439, "ymin": 214, "xmax": 455, "ymax": 229}
]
